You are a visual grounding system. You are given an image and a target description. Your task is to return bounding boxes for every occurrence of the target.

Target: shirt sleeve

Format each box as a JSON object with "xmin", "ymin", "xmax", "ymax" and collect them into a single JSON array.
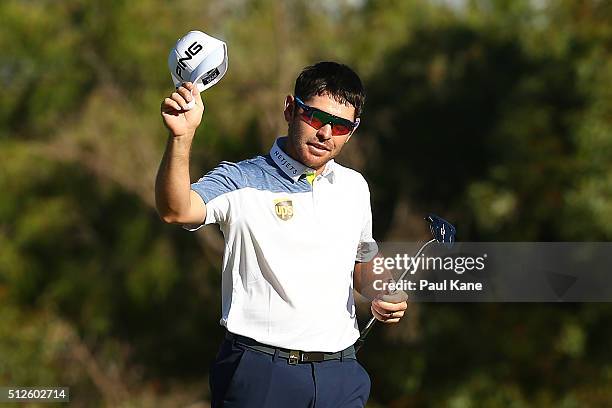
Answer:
[
  {"xmin": 182, "ymin": 161, "xmax": 244, "ymax": 231},
  {"xmin": 356, "ymin": 183, "xmax": 379, "ymax": 263}
]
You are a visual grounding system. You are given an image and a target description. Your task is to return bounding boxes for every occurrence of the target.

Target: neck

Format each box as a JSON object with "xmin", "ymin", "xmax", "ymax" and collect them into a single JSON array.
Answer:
[{"xmin": 281, "ymin": 137, "xmax": 325, "ymax": 175}]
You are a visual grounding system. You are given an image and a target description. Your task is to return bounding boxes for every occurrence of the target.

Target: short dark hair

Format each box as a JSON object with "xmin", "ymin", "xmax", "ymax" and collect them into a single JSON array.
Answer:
[{"xmin": 294, "ymin": 61, "xmax": 365, "ymax": 118}]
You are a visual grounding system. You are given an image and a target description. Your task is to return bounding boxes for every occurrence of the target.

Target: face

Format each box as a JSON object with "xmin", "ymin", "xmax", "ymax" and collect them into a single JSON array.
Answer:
[{"xmin": 283, "ymin": 93, "xmax": 357, "ymax": 173}]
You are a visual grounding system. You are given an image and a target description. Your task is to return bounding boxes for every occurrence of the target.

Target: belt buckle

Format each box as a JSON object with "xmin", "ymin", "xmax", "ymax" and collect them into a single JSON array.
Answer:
[{"xmin": 288, "ymin": 350, "xmax": 300, "ymax": 365}]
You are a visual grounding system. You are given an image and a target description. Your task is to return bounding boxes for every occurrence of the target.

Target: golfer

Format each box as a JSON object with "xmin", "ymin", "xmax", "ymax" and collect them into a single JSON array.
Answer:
[{"xmin": 156, "ymin": 61, "xmax": 407, "ymax": 407}]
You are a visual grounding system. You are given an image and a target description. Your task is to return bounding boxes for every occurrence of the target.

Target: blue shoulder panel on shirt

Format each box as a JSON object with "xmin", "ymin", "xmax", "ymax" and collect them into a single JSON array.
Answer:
[
  {"xmin": 191, "ymin": 161, "xmax": 246, "ymax": 203},
  {"xmin": 191, "ymin": 155, "xmax": 310, "ymax": 203}
]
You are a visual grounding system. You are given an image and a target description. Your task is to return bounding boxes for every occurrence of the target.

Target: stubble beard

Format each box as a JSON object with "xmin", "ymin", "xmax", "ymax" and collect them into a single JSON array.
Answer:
[{"xmin": 287, "ymin": 124, "xmax": 334, "ymax": 170}]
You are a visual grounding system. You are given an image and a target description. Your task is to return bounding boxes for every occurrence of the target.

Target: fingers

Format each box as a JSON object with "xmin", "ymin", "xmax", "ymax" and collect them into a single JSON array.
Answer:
[
  {"xmin": 190, "ymin": 82, "xmax": 204, "ymax": 106},
  {"xmin": 161, "ymin": 97, "xmax": 181, "ymax": 113},
  {"xmin": 165, "ymin": 82, "xmax": 196, "ymax": 110},
  {"xmin": 371, "ymin": 299, "xmax": 407, "ymax": 324},
  {"xmin": 160, "ymin": 82, "xmax": 204, "ymax": 135},
  {"xmin": 379, "ymin": 289, "xmax": 408, "ymax": 303},
  {"xmin": 161, "ymin": 82, "xmax": 205, "ymax": 115},
  {"xmin": 171, "ymin": 90, "xmax": 191, "ymax": 111},
  {"xmin": 374, "ymin": 298, "xmax": 408, "ymax": 312},
  {"xmin": 371, "ymin": 304, "xmax": 398, "ymax": 323},
  {"xmin": 180, "ymin": 82, "xmax": 205, "ymax": 110},
  {"xmin": 176, "ymin": 84, "xmax": 193, "ymax": 103}
]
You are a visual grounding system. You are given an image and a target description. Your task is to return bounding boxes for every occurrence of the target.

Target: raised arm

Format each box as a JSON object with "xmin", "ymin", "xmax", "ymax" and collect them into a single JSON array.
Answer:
[{"xmin": 155, "ymin": 82, "xmax": 206, "ymax": 225}]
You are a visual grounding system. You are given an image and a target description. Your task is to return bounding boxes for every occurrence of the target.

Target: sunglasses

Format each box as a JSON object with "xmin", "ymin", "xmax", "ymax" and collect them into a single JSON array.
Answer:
[{"xmin": 294, "ymin": 96, "xmax": 360, "ymax": 136}]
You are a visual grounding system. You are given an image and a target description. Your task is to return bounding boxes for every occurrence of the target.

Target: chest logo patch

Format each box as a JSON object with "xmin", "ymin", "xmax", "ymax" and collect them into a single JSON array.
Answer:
[{"xmin": 274, "ymin": 199, "xmax": 293, "ymax": 221}]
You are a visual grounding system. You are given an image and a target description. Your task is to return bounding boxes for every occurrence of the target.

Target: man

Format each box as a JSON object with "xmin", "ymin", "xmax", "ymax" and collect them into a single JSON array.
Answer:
[{"xmin": 156, "ymin": 61, "xmax": 407, "ymax": 407}]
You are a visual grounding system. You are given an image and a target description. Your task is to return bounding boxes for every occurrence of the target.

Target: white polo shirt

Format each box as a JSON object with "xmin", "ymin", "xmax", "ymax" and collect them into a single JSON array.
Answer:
[{"xmin": 187, "ymin": 137, "xmax": 378, "ymax": 352}]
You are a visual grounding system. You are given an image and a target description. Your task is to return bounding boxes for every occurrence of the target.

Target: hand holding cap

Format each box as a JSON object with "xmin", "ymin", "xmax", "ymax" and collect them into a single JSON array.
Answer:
[{"xmin": 168, "ymin": 30, "xmax": 228, "ymax": 110}]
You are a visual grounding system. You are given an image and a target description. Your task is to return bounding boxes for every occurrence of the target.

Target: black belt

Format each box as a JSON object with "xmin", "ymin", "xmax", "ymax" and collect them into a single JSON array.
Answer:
[{"xmin": 225, "ymin": 331, "xmax": 356, "ymax": 365}]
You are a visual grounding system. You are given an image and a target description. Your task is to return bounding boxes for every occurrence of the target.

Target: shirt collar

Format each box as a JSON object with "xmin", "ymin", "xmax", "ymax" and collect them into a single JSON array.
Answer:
[
  {"xmin": 320, "ymin": 159, "xmax": 336, "ymax": 183},
  {"xmin": 269, "ymin": 137, "xmax": 336, "ymax": 183}
]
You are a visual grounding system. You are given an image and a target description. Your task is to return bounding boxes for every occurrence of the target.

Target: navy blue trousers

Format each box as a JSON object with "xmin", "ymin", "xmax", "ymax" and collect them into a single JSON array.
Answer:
[{"xmin": 210, "ymin": 338, "xmax": 371, "ymax": 407}]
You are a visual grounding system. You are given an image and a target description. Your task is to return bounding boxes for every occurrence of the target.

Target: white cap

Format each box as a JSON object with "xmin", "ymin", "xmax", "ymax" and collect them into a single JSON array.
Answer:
[{"xmin": 168, "ymin": 30, "xmax": 228, "ymax": 94}]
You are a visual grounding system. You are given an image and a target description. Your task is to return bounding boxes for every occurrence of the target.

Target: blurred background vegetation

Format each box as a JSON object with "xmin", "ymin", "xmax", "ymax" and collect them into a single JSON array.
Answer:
[{"xmin": 1, "ymin": 0, "xmax": 612, "ymax": 406}]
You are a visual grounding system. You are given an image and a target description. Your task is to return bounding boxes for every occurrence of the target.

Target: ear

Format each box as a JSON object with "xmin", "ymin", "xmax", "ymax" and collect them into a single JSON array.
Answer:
[{"xmin": 283, "ymin": 95, "xmax": 294, "ymax": 123}]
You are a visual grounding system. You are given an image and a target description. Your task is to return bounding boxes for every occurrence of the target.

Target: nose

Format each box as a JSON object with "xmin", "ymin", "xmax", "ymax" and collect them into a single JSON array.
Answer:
[{"xmin": 316, "ymin": 123, "xmax": 333, "ymax": 140}]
